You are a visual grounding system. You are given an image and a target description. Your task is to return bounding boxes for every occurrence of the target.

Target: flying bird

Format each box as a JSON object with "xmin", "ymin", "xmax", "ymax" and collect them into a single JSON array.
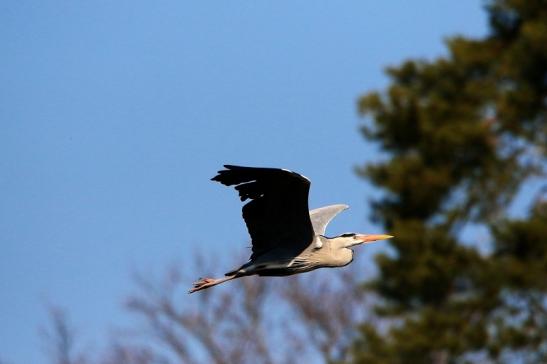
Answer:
[{"xmin": 189, "ymin": 165, "xmax": 393, "ymax": 293}]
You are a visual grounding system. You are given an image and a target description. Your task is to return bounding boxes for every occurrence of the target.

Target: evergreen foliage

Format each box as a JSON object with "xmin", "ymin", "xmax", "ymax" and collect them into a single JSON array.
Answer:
[{"xmin": 352, "ymin": 1, "xmax": 547, "ymax": 362}]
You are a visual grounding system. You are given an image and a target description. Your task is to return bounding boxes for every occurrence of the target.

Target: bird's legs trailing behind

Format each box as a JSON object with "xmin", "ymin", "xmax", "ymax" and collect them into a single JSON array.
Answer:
[{"xmin": 189, "ymin": 275, "xmax": 237, "ymax": 293}]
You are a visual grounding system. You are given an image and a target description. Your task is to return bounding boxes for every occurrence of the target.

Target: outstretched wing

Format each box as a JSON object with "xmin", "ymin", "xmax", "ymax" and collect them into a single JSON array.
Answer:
[
  {"xmin": 212, "ymin": 165, "xmax": 314, "ymax": 259},
  {"xmin": 309, "ymin": 204, "xmax": 349, "ymax": 235}
]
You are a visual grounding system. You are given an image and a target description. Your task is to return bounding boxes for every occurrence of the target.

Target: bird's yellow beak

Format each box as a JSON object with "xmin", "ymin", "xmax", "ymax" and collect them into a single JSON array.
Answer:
[{"xmin": 356, "ymin": 234, "xmax": 394, "ymax": 244}]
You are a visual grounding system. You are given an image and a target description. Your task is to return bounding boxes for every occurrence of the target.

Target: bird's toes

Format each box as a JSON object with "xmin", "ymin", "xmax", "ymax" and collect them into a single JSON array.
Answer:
[
  {"xmin": 189, "ymin": 277, "xmax": 216, "ymax": 293},
  {"xmin": 191, "ymin": 277, "xmax": 213, "ymax": 288}
]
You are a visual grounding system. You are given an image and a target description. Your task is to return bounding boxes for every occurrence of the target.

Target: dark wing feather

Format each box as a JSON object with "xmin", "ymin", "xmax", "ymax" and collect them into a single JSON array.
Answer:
[{"xmin": 212, "ymin": 165, "xmax": 314, "ymax": 259}]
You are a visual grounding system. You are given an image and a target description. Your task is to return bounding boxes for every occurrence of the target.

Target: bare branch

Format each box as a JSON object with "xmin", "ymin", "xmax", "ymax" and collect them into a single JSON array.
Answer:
[
  {"xmin": 40, "ymin": 305, "xmax": 88, "ymax": 364},
  {"xmin": 41, "ymin": 252, "xmax": 375, "ymax": 364}
]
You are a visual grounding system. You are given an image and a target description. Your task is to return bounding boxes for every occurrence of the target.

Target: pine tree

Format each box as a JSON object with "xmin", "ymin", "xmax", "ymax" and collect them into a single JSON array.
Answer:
[{"xmin": 351, "ymin": 1, "xmax": 546, "ymax": 362}]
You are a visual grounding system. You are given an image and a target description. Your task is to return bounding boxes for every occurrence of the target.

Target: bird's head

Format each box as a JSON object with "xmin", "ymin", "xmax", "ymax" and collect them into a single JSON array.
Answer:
[{"xmin": 333, "ymin": 232, "xmax": 393, "ymax": 249}]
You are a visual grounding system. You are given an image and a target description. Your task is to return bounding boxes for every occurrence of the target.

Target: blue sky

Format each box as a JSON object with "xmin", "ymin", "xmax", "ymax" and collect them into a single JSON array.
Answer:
[{"xmin": 1, "ymin": 1, "xmax": 488, "ymax": 363}]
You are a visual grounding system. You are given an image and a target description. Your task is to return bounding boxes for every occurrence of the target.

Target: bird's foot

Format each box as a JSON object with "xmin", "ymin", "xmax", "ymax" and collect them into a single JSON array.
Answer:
[
  {"xmin": 188, "ymin": 275, "xmax": 237, "ymax": 294},
  {"xmin": 188, "ymin": 277, "xmax": 217, "ymax": 293}
]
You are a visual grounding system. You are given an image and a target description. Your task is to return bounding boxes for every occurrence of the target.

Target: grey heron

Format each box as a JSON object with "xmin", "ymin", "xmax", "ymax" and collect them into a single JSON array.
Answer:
[{"xmin": 189, "ymin": 165, "xmax": 393, "ymax": 293}]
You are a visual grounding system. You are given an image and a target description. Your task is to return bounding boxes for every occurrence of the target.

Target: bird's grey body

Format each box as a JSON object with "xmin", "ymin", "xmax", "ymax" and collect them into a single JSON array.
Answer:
[
  {"xmin": 228, "ymin": 208, "xmax": 353, "ymax": 277},
  {"xmin": 189, "ymin": 165, "xmax": 392, "ymax": 293}
]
